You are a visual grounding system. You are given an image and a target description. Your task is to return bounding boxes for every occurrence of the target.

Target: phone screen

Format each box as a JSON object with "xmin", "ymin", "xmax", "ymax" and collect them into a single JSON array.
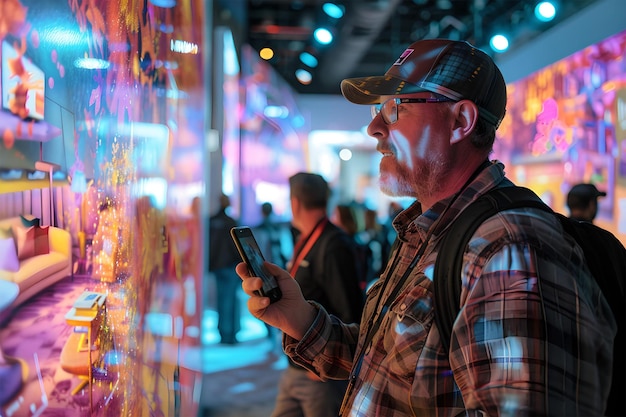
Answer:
[
  {"xmin": 230, "ymin": 226, "xmax": 282, "ymax": 303},
  {"xmin": 238, "ymin": 232, "xmax": 268, "ymax": 277}
]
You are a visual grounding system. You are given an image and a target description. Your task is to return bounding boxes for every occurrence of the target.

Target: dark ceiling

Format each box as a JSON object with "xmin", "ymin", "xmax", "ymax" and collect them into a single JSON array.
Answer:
[{"xmin": 243, "ymin": 0, "xmax": 599, "ymax": 95}]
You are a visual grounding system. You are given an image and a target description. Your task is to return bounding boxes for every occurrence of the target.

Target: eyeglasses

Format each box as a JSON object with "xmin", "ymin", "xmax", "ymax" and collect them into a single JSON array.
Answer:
[{"xmin": 371, "ymin": 97, "xmax": 453, "ymax": 125}]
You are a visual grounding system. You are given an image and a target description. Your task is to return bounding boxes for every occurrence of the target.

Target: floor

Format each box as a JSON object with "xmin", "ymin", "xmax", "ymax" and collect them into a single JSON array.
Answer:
[
  {"xmin": 0, "ymin": 267, "xmax": 285, "ymax": 417},
  {"xmin": 199, "ymin": 308, "xmax": 285, "ymax": 417},
  {"xmin": 0, "ymin": 275, "xmax": 120, "ymax": 417}
]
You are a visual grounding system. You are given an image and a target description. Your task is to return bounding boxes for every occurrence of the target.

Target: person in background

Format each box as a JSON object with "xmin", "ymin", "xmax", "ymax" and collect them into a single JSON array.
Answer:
[
  {"xmin": 332, "ymin": 203, "xmax": 372, "ymax": 291},
  {"xmin": 333, "ymin": 203, "xmax": 391, "ymax": 289},
  {"xmin": 332, "ymin": 203, "xmax": 361, "ymax": 238},
  {"xmin": 381, "ymin": 200, "xmax": 404, "ymax": 250},
  {"xmin": 566, "ymin": 182, "xmax": 607, "ymax": 223},
  {"xmin": 360, "ymin": 207, "xmax": 390, "ymax": 281},
  {"xmin": 254, "ymin": 202, "xmax": 288, "ymax": 269},
  {"xmin": 235, "ymin": 39, "xmax": 615, "ymax": 416},
  {"xmin": 208, "ymin": 193, "xmax": 241, "ymax": 345},
  {"xmin": 270, "ymin": 172, "xmax": 364, "ymax": 417}
]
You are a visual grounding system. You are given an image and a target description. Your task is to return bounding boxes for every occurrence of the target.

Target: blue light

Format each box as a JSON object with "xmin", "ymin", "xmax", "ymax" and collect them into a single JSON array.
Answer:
[
  {"xmin": 489, "ymin": 34, "xmax": 510, "ymax": 53},
  {"xmin": 74, "ymin": 57, "xmax": 110, "ymax": 69},
  {"xmin": 149, "ymin": 0, "xmax": 176, "ymax": 7},
  {"xmin": 322, "ymin": 3, "xmax": 344, "ymax": 19},
  {"xmin": 314, "ymin": 28, "xmax": 333, "ymax": 45},
  {"xmin": 535, "ymin": 1, "xmax": 557, "ymax": 22},
  {"xmin": 264, "ymin": 105, "xmax": 289, "ymax": 119},
  {"xmin": 299, "ymin": 51, "xmax": 318, "ymax": 68}
]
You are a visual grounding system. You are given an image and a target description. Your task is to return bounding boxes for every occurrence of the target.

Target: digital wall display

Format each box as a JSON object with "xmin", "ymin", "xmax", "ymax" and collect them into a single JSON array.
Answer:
[{"xmin": 493, "ymin": 29, "xmax": 626, "ymax": 238}]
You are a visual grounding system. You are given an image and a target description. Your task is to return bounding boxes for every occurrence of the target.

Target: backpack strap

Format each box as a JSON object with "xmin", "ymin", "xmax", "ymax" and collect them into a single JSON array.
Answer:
[{"xmin": 434, "ymin": 186, "xmax": 550, "ymax": 353}]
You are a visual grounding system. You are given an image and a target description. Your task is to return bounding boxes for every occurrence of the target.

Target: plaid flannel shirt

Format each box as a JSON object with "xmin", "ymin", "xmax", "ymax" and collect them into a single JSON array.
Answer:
[{"xmin": 284, "ymin": 161, "xmax": 616, "ymax": 417}]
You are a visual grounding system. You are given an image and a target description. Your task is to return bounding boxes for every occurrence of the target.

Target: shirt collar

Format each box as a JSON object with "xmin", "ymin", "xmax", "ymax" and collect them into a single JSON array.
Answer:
[{"xmin": 392, "ymin": 160, "xmax": 511, "ymax": 241}]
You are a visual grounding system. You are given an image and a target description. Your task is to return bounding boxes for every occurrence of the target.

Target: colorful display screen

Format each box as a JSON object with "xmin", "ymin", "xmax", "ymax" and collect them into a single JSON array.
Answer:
[
  {"xmin": 493, "ymin": 29, "xmax": 626, "ymax": 235},
  {"xmin": 236, "ymin": 44, "xmax": 308, "ymax": 225},
  {"xmin": 1, "ymin": 40, "xmax": 45, "ymax": 120}
]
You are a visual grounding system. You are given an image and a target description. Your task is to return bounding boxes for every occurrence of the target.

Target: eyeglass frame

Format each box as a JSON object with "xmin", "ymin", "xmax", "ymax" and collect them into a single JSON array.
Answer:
[{"xmin": 371, "ymin": 97, "xmax": 454, "ymax": 125}]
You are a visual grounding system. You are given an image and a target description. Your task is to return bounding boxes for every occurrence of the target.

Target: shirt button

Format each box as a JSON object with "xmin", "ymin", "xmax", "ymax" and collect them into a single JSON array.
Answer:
[{"xmin": 400, "ymin": 303, "xmax": 407, "ymax": 311}]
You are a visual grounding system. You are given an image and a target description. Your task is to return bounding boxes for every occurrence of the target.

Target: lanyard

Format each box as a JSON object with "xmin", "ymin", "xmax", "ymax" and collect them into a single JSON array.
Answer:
[
  {"xmin": 288, "ymin": 217, "xmax": 327, "ymax": 277},
  {"xmin": 340, "ymin": 236, "xmax": 428, "ymax": 415},
  {"xmin": 339, "ymin": 160, "xmax": 491, "ymax": 416}
]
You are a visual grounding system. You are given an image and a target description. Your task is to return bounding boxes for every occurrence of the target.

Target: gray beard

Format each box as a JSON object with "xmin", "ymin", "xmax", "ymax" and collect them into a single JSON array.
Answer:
[{"xmin": 378, "ymin": 155, "xmax": 449, "ymax": 202}]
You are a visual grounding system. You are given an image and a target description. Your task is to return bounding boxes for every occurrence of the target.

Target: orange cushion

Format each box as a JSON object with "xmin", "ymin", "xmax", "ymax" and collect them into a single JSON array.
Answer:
[
  {"xmin": 12, "ymin": 226, "xmax": 35, "ymax": 260},
  {"xmin": 34, "ymin": 225, "xmax": 49, "ymax": 255}
]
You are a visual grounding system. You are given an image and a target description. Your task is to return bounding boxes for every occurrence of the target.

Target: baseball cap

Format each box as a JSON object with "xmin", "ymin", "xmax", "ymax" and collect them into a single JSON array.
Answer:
[
  {"xmin": 568, "ymin": 183, "xmax": 607, "ymax": 201},
  {"xmin": 340, "ymin": 39, "xmax": 507, "ymax": 128}
]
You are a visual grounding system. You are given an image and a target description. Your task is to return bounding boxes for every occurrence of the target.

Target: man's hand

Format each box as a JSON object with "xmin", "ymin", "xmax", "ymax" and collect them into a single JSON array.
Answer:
[{"xmin": 236, "ymin": 261, "xmax": 317, "ymax": 340}]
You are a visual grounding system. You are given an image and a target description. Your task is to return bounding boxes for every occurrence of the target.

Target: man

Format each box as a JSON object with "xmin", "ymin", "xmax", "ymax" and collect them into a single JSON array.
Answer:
[
  {"xmin": 566, "ymin": 182, "xmax": 606, "ymax": 223},
  {"xmin": 253, "ymin": 201, "xmax": 290, "ymax": 350},
  {"xmin": 208, "ymin": 193, "xmax": 241, "ymax": 344},
  {"xmin": 236, "ymin": 39, "xmax": 616, "ymax": 416},
  {"xmin": 254, "ymin": 202, "xmax": 288, "ymax": 269},
  {"xmin": 269, "ymin": 172, "xmax": 364, "ymax": 417}
]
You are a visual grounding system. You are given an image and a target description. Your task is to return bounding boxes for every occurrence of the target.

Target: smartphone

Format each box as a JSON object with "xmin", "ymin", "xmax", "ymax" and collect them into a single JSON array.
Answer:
[{"xmin": 230, "ymin": 226, "xmax": 282, "ymax": 303}]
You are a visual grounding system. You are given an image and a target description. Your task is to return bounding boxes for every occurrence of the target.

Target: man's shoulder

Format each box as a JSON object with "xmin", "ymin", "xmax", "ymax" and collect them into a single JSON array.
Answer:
[
  {"xmin": 471, "ymin": 204, "xmax": 561, "ymax": 246},
  {"xmin": 319, "ymin": 223, "xmax": 357, "ymax": 251},
  {"xmin": 321, "ymin": 221, "xmax": 350, "ymax": 239}
]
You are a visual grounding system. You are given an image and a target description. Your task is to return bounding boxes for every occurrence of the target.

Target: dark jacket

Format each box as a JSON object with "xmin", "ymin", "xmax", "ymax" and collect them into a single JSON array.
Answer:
[
  {"xmin": 287, "ymin": 221, "xmax": 364, "ymax": 370},
  {"xmin": 294, "ymin": 221, "xmax": 364, "ymax": 324},
  {"xmin": 208, "ymin": 210, "xmax": 240, "ymax": 271}
]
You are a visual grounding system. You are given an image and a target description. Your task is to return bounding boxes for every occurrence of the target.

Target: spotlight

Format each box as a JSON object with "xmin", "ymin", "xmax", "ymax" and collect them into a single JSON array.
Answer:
[
  {"xmin": 489, "ymin": 34, "xmax": 509, "ymax": 53},
  {"xmin": 299, "ymin": 51, "xmax": 318, "ymax": 68},
  {"xmin": 296, "ymin": 69, "xmax": 312, "ymax": 85},
  {"xmin": 535, "ymin": 1, "xmax": 557, "ymax": 22},
  {"xmin": 260, "ymin": 47, "xmax": 274, "ymax": 60},
  {"xmin": 339, "ymin": 148, "xmax": 352, "ymax": 161},
  {"xmin": 314, "ymin": 28, "xmax": 333, "ymax": 45},
  {"xmin": 322, "ymin": 3, "xmax": 344, "ymax": 19}
]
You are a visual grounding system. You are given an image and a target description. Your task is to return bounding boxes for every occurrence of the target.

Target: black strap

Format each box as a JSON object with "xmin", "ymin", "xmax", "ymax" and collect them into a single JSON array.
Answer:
[
  {"xmin": 433, "ymin": 186, "xmax": 550, "ymax": 353},
  {"xmin": 340, "ymin": 161, "xmax": 494, "ymax": 416}
]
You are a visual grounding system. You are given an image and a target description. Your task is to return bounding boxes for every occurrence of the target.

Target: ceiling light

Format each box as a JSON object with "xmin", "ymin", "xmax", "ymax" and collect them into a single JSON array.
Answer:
[
  {"xmin": 314, "ymin": 28, "xmax": 333, "ymax": 45},
  {"xmin": 535, "ymin": 1, "xmax": 557, "ymax": 22},
  {"xmin": 295, "ymin": 69, "xmax": 312, "ymax": 85},
  {"xmin": 339, "ymin": 148, "xmax": 352, "ymax": 161},
  {"xmin": 322, "ymin": 3, "xmax": 344, "ymax": 19},
  {"xmin": 489, "ymin": 34, "xmax": 510, "ymax": 53},
  {"xmin": 299, "ymin": 51, "xmax": 318, "ymax": 68},
  {"xmin": 260, "ymin": 47, "xmax": 274, "ymax": 60}
]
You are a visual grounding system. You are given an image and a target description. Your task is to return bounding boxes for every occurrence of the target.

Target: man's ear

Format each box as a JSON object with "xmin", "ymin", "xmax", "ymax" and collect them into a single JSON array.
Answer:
[
  {"xmin": 450, "ymin": 100, "xmax": 478, "ymax": 144},
  {"xmin": 290, "ymin": 196, "xmax": 300, "ymax": 214}
]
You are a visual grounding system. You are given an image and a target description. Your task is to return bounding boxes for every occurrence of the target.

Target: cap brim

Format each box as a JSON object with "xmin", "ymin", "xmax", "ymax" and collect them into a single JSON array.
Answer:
[{"xmin": 341, "ymin": 75, "xmax": 429, "ymax": 105}]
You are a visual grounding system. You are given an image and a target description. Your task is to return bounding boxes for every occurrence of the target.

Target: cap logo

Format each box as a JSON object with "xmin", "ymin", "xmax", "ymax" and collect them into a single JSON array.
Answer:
[{"xmin": 393, "ymin": 48, "xmax": 414, "ymax": 66}]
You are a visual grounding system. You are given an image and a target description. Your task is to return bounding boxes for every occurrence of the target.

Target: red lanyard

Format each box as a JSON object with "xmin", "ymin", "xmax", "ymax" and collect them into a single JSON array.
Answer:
[{"xmin": 288, "ymin": 217, "xmax": 327, "ymax": 277}]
